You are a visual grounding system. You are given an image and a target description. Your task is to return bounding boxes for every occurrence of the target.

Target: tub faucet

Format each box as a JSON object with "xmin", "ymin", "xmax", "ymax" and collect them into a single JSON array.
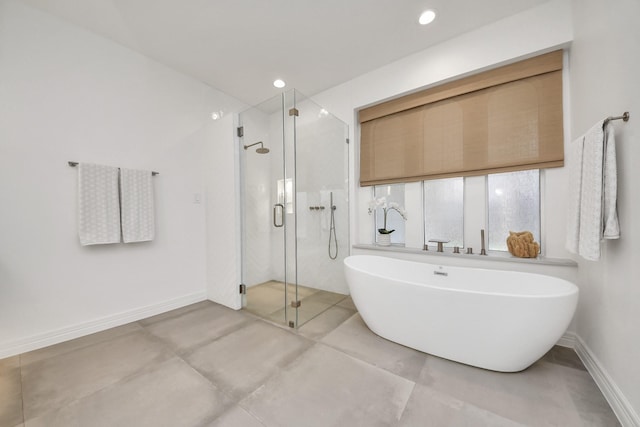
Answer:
[
  {"xmin": 480, "ymin": 229, "xmax": 487, "ymax": 256},
  {"xmin": 428, "ymin": 239, "xmax": 450, "ymax": 253}
]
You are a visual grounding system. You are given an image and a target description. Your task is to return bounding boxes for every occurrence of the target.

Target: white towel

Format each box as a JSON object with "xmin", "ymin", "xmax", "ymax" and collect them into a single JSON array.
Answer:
[
  {"xmin": 78, "ymin": 163, "xmax": 121, "ymax": 246},
  {"xmin": 602, "ymin": 123, "xmax": 620, "ymax": 239},
  {"xmin": 565, "ymin": 129, "xmax": 585, "ymax": 255},
  {"xmin": 565, "ymin": 120, "xmax": 620, "ymax": 261},
  {"xmin": 120, "ymin": 168, "xmax": 155, "ymax": 243}
]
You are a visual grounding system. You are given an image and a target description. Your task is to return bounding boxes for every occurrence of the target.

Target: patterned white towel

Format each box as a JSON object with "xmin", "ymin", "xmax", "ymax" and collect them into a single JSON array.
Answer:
[
  {"xmin": 120, "ymin": 168, "xmax": 155, "ymax": 243},
  {"xmin": 566, "ymin": 120, "xmax": 620, "ymax": 261},
  {"xmin": 602, "ymin": 123, "xmax": 620, "ymax": 239},
  {"xmin": 565, "ymin": 129, "xmax": 585, "ymax": 256},
  {"xmin": 78, "ymin": 163, "xmax": 121, "ymax": 245}
]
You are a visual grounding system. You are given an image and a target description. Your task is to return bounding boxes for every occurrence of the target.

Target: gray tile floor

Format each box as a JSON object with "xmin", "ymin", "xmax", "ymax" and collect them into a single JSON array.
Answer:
[{"xmin": 1, "ymin": 300, "xmax": 620, "ymax": 426}]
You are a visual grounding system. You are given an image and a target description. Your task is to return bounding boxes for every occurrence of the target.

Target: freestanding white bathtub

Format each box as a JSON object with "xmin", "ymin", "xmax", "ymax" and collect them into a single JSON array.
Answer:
[{"xmin": 344, "ymin": 255, "xmax": 578, "ymax": 372}]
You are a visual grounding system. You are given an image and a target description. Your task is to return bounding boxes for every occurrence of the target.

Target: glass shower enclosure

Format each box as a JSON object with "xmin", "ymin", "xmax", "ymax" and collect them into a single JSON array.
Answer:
[{"xmin": 239, "ymin": 89, "xmax": 349, "ymax": 328}]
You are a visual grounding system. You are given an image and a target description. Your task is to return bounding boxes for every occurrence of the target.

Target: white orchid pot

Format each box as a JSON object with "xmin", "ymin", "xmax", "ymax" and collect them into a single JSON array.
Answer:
[{"xmin": 377, "ymin": 233, "xmax": 391, "ymax": 246}]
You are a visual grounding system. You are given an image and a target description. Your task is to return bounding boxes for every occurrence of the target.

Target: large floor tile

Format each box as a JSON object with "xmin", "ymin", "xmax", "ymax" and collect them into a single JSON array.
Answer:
[
  {"xmin": 21, "ymin": 330, "xmax": 172, "ymax": 420},
  {"xmin": 241, "ymin": 344, "xmax": 415, "ymax": 427},
  {"xmin": 417, "ymin": 355, "xmax": 586, "ymax": 426},
  {"xmin": 296, "ymin": 305, "xmax": 356, "ymax": 341},
  {"xmin": 25, "ymin": 358, "xmax": 232, "ymax": 427},
  {"xmin": 335, "ymin": 295, "xmax": 357, "ymax": 311},
  {"xmin": 321, "ymin": 313, "xmax": 427, "ymax": 382},
  {"xmin": 137, "ymin": 300, "xmax": 212, "ymax": 326},
  {"xmin": 542, "ymin": 345, "xmax": 588, "ymax": 371},
  {"xmin": 561, "ymin": 365, "xmax": 621, "ymax": 426},
  {"xmin": 185, "ymin": 320, "xmax": 313, "ymax": 399},
  {"xmin": 0, "ymin": 357, "xmax": 23, "ymax": 427},
  {"xmin": 0, "ymin": 355, "xmax": 20, "ymax": 371},
  {"xmin": 20, "ymin": 322, "xmax": 143, "ymax": 366},
  {"xmin": 142, "ymin": 303, "xmax": 250, "ymax": 352},
  {"xmin": 399, "ymin": 383, "xmax": 526, "ymax": 426},
  {"xmin": 207, "ymin": 405, "xmax": 265, "ymax": 427}
]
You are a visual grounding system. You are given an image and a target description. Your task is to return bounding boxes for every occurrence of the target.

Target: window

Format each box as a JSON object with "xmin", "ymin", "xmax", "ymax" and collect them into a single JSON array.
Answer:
[
  {"xmin": 373, "ymin": 184, "xmax": 405, "ymax": 245},
  {"xmin": 424, "ymin": 178, "xmax": 464, "ymax": 248},
  {"xmin": 487, "ymin": 170, "xmax": 540, "ymax": 251}
]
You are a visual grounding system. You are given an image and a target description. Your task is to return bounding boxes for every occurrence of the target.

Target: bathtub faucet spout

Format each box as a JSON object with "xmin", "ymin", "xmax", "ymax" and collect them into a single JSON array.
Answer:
[{"xmin": 428, "ymin": 239, "xmax": 450, "ymax": 253}]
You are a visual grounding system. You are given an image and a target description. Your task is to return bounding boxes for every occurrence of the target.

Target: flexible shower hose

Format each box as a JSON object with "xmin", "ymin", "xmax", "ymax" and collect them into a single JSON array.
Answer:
[{"xmin": 329, "ymin": 192, "xmax": 338, "ymax": 260}]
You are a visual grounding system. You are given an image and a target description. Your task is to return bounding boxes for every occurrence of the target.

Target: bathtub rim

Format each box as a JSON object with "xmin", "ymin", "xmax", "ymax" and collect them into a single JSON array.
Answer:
[{"xmin": 344, "ymin": 254, "xmax": 579, "ymax": 299}]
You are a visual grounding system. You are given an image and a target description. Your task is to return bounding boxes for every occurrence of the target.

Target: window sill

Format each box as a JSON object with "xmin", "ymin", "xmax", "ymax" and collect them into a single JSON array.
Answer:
[{"xmin": 352, "ymin": 244, "xmax": 577, "ymax": 267}]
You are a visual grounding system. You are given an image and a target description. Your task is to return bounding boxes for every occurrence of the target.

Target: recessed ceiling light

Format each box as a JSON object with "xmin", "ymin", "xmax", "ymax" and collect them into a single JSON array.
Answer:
[
  {"xmin": 419, "ymin": 10, "xmax": 436, "ymax": 25},
  {"xmin": 273, "ymin": 79, "xmax": 286, "ymax": 88}
]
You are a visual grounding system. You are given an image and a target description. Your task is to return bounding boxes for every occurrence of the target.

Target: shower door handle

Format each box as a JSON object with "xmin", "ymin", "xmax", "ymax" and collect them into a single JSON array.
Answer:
[{"xmin": 273, "ymin": 204, "xmax": 284, "ymax": 227}]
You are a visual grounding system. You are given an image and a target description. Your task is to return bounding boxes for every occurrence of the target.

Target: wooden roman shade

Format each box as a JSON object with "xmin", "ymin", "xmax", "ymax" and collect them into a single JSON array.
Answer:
[{"xmin": 359, "ymin": 50, "xmax": 564, "ymax": 186}]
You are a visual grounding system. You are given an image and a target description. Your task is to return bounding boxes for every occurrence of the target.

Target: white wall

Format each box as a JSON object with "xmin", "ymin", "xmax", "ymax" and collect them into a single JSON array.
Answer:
[
  {"xmin": 569, "ymin": 0, "xmax": 640, "ymax": 422},
  {"xmin": 0, "ymin": 0, "xmax": 244, "ymax": 357},
  {"xmin": 203, "ymin": 115, "xmax": 244, "ymax": 309}
]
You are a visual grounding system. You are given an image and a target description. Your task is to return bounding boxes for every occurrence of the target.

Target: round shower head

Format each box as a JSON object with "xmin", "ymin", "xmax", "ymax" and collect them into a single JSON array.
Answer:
[{"xmin": 243, "ymin": 141, "xmax": 269, "ymax": 154}]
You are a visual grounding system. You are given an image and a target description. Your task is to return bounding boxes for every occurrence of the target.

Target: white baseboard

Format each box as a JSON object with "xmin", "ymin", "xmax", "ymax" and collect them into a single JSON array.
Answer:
[
  {"xmin": 0, "ymin": 292, "xmax": 207, "ymax": 359},
  {"xmin": 575, "ymin": 335, "xmax": 640, "ymax": 427},
  {"xmin": 556, "ymin": 331, "xmax": 577, "ymax": 348}
]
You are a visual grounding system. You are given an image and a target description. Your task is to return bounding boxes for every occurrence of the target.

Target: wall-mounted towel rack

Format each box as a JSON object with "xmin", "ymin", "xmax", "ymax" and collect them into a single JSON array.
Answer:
[
  {"xmin": 68, "ymin": 161, "xmax": 159, "ymax": 176},
  {"xmin": 604, "ymin": 111, "xmax": 630, "ymax": 124}
]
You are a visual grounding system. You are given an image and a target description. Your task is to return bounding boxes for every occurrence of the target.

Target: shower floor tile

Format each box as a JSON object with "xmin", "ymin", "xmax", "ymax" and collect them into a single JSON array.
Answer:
[
  {"xmin": 4, "ymin": 299, "xmax": 620, "ymax": 427},
  {"xmin": 245, "ymin": 281, "xmax": 348, "ymax": 328}
]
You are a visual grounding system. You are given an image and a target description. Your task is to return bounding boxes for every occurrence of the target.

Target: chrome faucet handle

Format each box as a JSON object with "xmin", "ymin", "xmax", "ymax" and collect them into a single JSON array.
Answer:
[
  {"xmin": 466, "ymin": 247, "xmax": 473, "ymax": 254},
  {"xmin": 428, "ymin": 239, "xmax": 450, "ymax": 253},
  {"xmin": 423, "ymin": 244, "xmax": 429, "ymax": 251},
  {"xmin": 453, "ymin": 246, "xmax": 460, "ymax": 254}
]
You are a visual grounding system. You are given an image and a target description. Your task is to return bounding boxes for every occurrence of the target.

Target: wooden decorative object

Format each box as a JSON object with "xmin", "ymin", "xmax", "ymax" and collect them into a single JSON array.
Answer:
[{"xmin": 506, "ymin": 231, "xmax": 540, "ymax": 258}]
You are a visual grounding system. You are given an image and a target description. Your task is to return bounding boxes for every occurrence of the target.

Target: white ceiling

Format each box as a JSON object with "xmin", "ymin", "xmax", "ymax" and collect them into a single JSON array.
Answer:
[{"xmin": 20, "ymin": 0, "xmax": 552, "ymax": 106}]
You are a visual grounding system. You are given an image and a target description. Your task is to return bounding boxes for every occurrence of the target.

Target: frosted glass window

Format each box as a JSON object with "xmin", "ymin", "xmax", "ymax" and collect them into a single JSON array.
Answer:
[
  {"xmin": 373, "ymin": 184, "xmax": 405, "ymax": 244},
  {"xmin": 487, "ymin": 170, "xmax": 540, "ymax": 251},
  {"xmin": 424, "ymin": 178, "xmax": 464, "ymax": 248}
]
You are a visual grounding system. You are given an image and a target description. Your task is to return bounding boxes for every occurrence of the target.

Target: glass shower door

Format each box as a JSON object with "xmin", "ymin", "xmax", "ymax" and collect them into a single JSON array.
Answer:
[
  {"xmin": 239, "ymin": 89, "xmax": 349, "ymax": 329},
  {"xmin": 239, "ymin": 93, "xmax": 298, "ymax": 327}
]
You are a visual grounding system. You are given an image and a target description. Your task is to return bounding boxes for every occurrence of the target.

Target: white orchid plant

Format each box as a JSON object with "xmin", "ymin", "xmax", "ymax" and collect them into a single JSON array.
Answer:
[{"xmin": 368, "ymin": 197, "xmax": 407, "ymax": 234}]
